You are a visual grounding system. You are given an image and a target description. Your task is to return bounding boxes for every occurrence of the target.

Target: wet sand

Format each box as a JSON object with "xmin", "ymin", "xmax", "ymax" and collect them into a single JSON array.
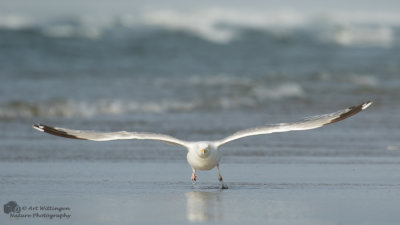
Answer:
[{"xmin": 1, "ymin": 160, "xmax": 400, "ymax": 224}]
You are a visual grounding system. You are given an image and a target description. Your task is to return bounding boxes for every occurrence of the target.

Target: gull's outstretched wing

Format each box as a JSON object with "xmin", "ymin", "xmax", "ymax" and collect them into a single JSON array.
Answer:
[
  {"xmin": 213, "ymin": 101, "xmax": 372, "ymax": 147},
  {"xmin": 33, "ymin": 124, "xmax": 189, "ymax": 148}
]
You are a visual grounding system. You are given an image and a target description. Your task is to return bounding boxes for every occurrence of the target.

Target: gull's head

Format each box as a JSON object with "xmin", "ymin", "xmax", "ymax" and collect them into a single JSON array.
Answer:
[{"xmin": 197, "ymin": 143, "xmax": 211, "ymax": 157}]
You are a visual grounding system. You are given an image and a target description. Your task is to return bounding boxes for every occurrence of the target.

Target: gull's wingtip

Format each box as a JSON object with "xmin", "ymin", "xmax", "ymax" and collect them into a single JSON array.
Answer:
[
  {"xmin": 362, "ymin": 101, "xmax": 373, "ymax": 110},
  {"xmin": 32, "ymin": 123, "xmax": 89, "ymax": 140},
  {"xmin": 327, "ymin": 101, "xmax": 372, "ymax": 125},
  {"xmin": 33, "ymin": 124, "xmax": 44, "ymax": 132}
]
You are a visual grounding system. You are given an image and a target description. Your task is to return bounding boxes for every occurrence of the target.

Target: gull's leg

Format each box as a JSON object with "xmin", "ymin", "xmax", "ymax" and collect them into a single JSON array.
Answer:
[
  {"xmin": 191, "ymin": 168, "xmax": 197, "ymax": 181},
  {"xmin": 217, "ymin": 165, "xmax": 228, "ymax": 189}
]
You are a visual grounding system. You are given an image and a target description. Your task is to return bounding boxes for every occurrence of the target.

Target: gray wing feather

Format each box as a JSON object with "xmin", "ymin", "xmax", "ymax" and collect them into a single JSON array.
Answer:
[
  {"xmin": 33, "ymin": 124, "xmax": 189, "ymax": 148},
  {"xmin": 213, "ymin": 101, "xmax": 372, "ymax": 147}
]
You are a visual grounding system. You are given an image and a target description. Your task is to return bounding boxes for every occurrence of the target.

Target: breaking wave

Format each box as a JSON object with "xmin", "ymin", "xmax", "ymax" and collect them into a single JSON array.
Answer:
[
  {"xmin": 1, "ymin": 9, "xmax": 399, "ymax": 46},
  {"xmin": 0, "ymin": 82, "xmax": 305, "ymax": 119},
  {"xmin": 0, "ymin": 99, "xmax": 195, "ymax": 119}
]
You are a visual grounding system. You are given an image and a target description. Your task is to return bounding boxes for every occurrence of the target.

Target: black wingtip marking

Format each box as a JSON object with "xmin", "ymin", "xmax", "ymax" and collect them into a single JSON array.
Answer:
[
  {"xmin": 328, "ymin": 101, "xmax": 372, "ymax": 124},
  {"xmin": 33, "ymin": 124, "xmax": 43, "ymax": 131},
  {"xmin": 33, "ymin": 123, "xmax": 87, "ymax": 140}
]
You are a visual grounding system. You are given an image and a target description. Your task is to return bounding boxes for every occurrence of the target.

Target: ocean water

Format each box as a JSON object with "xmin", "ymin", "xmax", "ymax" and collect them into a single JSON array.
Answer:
[{"xmin": 1, "ymin": 3, "xmax": 400, "ymax": 224}]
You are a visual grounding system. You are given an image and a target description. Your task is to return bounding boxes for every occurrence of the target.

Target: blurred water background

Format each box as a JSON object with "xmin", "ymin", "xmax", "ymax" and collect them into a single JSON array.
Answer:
[
  {"xmin": 0, "ymin": 1, "xmax": 400, "ymax": 224},
  {"xmin": 1, "ymin": 0, "xmax": 399, "ymax": 161}
]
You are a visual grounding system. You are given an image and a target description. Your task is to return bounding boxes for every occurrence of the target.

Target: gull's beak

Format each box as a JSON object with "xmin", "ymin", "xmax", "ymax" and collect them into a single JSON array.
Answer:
[{"xmin": 201, "ymin": 149, "xmax": 206, "ymax": 155}]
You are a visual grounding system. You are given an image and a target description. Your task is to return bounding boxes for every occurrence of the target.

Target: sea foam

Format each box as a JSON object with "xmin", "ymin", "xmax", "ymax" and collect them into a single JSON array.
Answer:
[{"xmin": 1, "ymin": 9, "xmax": 399, "ymax": 46}]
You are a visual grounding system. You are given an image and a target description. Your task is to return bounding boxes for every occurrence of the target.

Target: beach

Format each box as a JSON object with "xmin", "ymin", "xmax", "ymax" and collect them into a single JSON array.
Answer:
[
  {"xmin": 1, "ymin": 0, "xmax": 400, "ymax": 224},
  {"xmin": 1, "ymin": 159, "xmax": 400, "ymax": 224}
]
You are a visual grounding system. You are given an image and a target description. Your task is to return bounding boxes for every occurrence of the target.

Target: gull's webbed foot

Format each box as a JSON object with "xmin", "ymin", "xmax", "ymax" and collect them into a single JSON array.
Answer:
[
  {"xmin": 191, "ymin": 173, "xmax": 197, "ymax": 181},
  {"xmin": 217, "ymin": 165, "xmax": 228, "ymax": 189},
  {"xmin": 219, "ymin": 175, "xmax": 228, "ymax": 189}
]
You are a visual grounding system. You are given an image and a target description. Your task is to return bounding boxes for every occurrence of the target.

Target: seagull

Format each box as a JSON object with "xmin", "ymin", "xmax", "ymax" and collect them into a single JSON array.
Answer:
[{"xmin": 33, "ymin": 101, "xmax": 372, "ymax": 189}]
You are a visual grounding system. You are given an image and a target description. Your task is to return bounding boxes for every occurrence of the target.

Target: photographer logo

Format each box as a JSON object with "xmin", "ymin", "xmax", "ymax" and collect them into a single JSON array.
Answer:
[
  {"xmin": 3, "ymin": 201, "xmax": 71, "ymax": 220},
  {"xmin": 4, "ymin": 201, "xmax": 21, "ymax": 214}
]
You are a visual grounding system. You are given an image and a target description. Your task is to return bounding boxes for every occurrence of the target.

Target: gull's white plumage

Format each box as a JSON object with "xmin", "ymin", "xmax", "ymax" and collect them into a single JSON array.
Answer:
[{"xmin": 33, "ymin": 101, "xmax": 372, "ymax": 189}]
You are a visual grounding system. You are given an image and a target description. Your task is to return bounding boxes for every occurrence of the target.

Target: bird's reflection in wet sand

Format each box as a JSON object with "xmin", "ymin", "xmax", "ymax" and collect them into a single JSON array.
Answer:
[{"xmin": 185, "ymin": 190, "xmax": 222, "ymax": 222}]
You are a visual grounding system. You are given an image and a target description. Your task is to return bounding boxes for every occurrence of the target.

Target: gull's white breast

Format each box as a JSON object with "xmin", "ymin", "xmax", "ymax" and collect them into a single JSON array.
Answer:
[{"xmin": 187, "ymin": 147, "xmax": 221, "ymax": 171}]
